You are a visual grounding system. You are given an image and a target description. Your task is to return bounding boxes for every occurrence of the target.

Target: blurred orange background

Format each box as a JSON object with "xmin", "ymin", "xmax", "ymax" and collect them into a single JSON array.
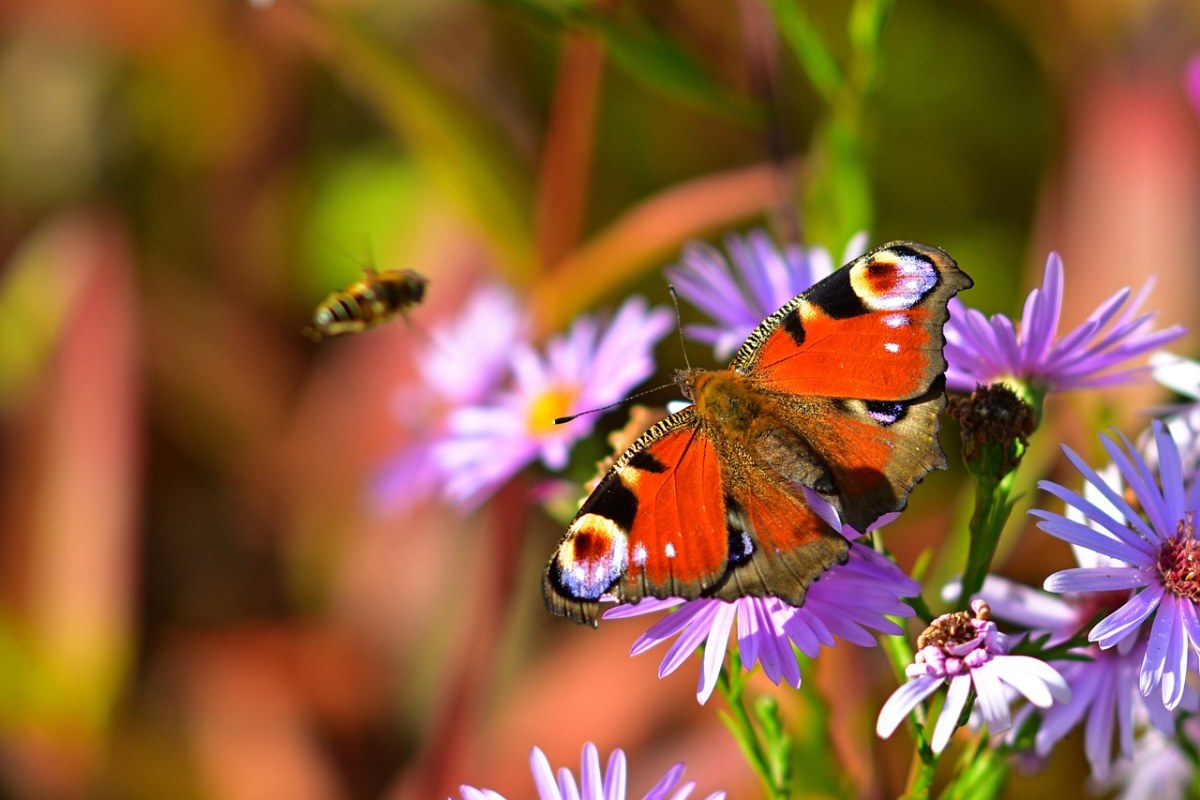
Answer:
[{"xmin": 0, "ymin": 0, "xmax": 1198, "ymax": 798}]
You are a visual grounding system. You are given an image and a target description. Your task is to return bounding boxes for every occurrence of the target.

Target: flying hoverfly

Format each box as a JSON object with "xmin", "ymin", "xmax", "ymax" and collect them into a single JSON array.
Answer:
[{"xmin": 304, "ymin": 267, "xmax": 428, "ymax": 342}]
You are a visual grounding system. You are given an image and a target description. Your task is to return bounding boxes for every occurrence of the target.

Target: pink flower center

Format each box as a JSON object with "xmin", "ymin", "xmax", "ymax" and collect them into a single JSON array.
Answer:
[
  {"xmin": 917, "ymin": 608, "xmax": 981, "ymax": 652},
  {"xmin": 1157, "ymin": 512, "xmax": 1200, "ymax": 602},
  {"xmin": 908, "ymin": 600, "xmax": 1004, "ymax": 679}
]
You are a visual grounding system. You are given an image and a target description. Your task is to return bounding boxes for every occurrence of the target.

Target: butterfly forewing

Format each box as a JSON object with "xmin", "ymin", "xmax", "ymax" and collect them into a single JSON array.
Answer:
[
  {"xmin": 543, "ymin": 409, "xmax": 731, "ymax": 626},
  {"xmin": 732, "ymin": 242, "xmax": 971, "ymax": 401}
]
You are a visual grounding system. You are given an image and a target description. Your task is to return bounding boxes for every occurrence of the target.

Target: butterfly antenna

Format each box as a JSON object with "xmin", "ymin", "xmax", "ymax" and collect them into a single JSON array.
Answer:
[
  {"xmin": 667, "ymin": 285, "xmax": 693, "ymax": 373},
  {"xmin": 553, "ymin": 384, "xmax": 676, "ymax": 425},
  {"xmin": 555, "ymin": 286, "xmax": 691, "ymax": 426}
]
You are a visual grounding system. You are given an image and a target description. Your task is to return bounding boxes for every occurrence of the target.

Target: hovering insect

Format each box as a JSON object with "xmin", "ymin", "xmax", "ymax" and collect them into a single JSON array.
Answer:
[{"xmin": 304, "ymin": 267, "xmax": 428, "ymax": 341}]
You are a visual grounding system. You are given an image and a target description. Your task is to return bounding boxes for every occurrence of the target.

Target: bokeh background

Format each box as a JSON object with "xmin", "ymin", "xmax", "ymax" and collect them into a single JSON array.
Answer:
[{"xmin": 1, "ymin": 0, "xmax": 1199, "ymax": 797}]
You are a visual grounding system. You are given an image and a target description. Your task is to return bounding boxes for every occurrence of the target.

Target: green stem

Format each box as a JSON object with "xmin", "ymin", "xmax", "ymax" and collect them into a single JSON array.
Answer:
[
  {"xmin": 881, "ymin": 615, "xmax": 939, "ymax": 798},
  {"xmin": 902, "ymin": 754, "xmax": 938, "ymax": 800},
  {"xmin": 957, "ymin": 467, "xmax": 1018, "ymax": 605},
  {"xmin": 940, "ymin": 731, "xmax": 1008, "ymax": 800},
  {"xmin": 716, "ymin": 653, "xmax": 787, "ymax": 800}
]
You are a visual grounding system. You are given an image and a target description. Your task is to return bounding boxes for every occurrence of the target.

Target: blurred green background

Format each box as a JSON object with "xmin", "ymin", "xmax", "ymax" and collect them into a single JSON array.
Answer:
[{"xmin": 0, "ymin": 0, "xmax": 1198, "ymax": 797}]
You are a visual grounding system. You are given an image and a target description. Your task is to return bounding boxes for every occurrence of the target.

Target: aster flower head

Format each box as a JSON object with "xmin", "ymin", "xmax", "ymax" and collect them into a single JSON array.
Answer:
[
  {"xmin": 456, "ymin": 742, "xmax": 725, "ymax": 800},
  {"xmin": 419, "ymin": 283, "xmax": 528, "ymax": 406},
  {"xmin": 436, "ymin": 296, "xmax": 672, "ymax": 509},
  {"xmin": 1035, "ymin": 421, "xmax": 1200, "ymax": 710},
  {"xmin": 666, "ymin": 229, "xmax": 866, "ymax": 360},
  {"xmin": 968, "ymin": 565, "xmax": 1181, "ymax": 780},
  {"xmin": 944, "ymin": 252, "xmax": 1185, "ymax": 399},
  {"xmin": 374, "ymin": 283, "xmax": 528, "ymax": 511},
  {"xmin": 876, "ymin": 599, "xmax": 1071, "ymax": 754},
  {"xmin": 605, "ymin": 507, "xmax": 918, "ymax": 704}
]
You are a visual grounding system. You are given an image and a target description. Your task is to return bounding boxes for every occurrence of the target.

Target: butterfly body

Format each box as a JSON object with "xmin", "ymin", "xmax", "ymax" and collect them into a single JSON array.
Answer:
[{"xmin": 545, "ymin": 242, "xmax": 972, "ymax": 626}]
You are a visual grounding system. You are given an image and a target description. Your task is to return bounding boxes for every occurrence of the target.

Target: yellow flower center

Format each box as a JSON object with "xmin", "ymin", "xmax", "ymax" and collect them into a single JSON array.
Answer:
[{"xmin": 527, "ymin": 385, "xmax": 580, "ymax": 435}]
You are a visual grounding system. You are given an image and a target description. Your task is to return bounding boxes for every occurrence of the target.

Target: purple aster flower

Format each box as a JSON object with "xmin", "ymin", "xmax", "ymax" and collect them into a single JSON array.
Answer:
[
  {"xmin": 1034, "ymin": 421, "xmax": 1200, "ymax": 710},
  {"xmin": 967, "ymin": 568, "xmax": 1180, "ymax": 780},
  {"xmin": 373, "ymin": 284, "xmax": 528, "ymax": 511},
  {"xmin": 419, "ymin": 284, "xmax": 529, "ymax": 407},
  {"xmin": 876, "ymin": 599, "xmax": 1070, "ymax": 754},
  {"xmin": 970, "ymin": 457, "xmax": 1200, "ymax": 780},
  {"xmin": 666, "ymin": 229, "xmax": 865, "ymax": 360},
  {"xmin": 604, "ymin": 507, "xmax": 918, "ymax": 704},
  {"xmin": 944, "ymin": 252, "xmax": 1185, "ymax": 395},
  {"xmin": 436, "ymin": 296, "xmax": 672, "ymax": 509},
  {"xmin": 456, "ymin": 742, "xmax": 725, "ymax": 800}
]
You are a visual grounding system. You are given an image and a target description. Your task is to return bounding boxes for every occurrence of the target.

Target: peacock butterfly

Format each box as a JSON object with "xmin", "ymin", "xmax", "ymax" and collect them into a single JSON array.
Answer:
[{"xmin": 543, "ymin": 241, "xmax": 972, "ymax": 627}]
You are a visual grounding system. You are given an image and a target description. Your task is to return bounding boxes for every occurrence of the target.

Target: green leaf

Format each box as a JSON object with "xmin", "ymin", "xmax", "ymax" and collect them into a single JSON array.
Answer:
[
  {"xmin": 804, "ymin": 115, "xmax": 873, "ymax": 252},
  {"xmin": 594, "ymin": 16, "xmax": 759, "ymax": 121},
  {"xmin": 764, "ymin": 0, "xmax": 843, "ymax": 101},
  {"xmin": 495, "ymin": 0, "xmax": 759, "ymax": 121},
  {"xmin": 753, "ymin": 697, "xmax": 793, "ymax": 795}
]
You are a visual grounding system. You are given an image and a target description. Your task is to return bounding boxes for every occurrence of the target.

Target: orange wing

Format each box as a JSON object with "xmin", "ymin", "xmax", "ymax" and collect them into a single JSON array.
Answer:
[
  {"xmin": 761, "ymin": 387, "xmax": 949, "ymax": 532},
  {"xmin": 543, "ymin": 409, "xmax": 731, "ymax": 626},
  {"xmin": 709, "ymin": 473, "xmax": 848, "ymax": 607},
  {"xmin": 730, "ymin": 241, "xmax": 971, "ymax": 401}
]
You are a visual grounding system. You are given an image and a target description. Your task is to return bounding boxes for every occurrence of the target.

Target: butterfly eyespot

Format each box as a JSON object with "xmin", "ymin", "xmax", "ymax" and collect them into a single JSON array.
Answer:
[
  {"xmin": 727, "ymin": 528, "xmax": 754, "ymax": 565},
  {"xmin": 851, "ymin": 251, "xmax": 938, "ymax": 312},
  {"xmin": 865, "ymin": 400, "xmax": 908, "ymax": 427},
  {"xmin": 554, "ymin": 514, "xmax": 630, "ymax": 600}
]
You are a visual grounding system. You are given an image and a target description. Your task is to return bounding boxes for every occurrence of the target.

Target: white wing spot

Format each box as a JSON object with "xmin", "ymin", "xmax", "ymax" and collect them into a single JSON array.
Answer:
[
  {"xmin": 884, "ymin": 313, "xmax": 909, "ymax": 328},
  {"xmin": 664, "ymin": 542, "xmax": 677, "ymax": 558},
  {"xmin": 884, "ymin": 342, "xmax": 900, "ymax": 353},
  {"xmin": 632, "ymin": 543, "xmax": 648, "ymax": 567}
]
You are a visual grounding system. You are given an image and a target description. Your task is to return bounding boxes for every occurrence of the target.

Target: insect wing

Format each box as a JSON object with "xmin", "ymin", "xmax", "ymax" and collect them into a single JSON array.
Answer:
[
  {"xmin": 543, "ymin": 409, "xmax": 730, "ymax": 626},
  {"xmin": 731, "ymin": 241, "xmax": 971, "ymax": 401}
]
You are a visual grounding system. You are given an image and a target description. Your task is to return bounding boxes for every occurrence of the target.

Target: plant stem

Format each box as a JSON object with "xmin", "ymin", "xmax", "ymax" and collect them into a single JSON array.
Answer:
[
  {"xmin": 716, "ymin": 653, "xmax": 787, "ymax": 800},
  {"xmin": 957, "ymin": 467, "xmax": 1018, "ymax": 604}
]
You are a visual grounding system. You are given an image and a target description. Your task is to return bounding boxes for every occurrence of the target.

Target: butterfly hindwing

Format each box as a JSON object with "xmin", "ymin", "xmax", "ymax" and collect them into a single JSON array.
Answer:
[
  {"xmin": 710, "ymin": 464, "xmax": 848, "ymax": 606},
  {"xmin": 543, "ymin": 408, "xmax": 731, "ymax": 626},
  {"xmin": 732, "ymin": 242, "xmax": 971, "ymax": 402},
  {"xmin": 762, "ymin": 381, "xmax": 949, "ymax": 531}
]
